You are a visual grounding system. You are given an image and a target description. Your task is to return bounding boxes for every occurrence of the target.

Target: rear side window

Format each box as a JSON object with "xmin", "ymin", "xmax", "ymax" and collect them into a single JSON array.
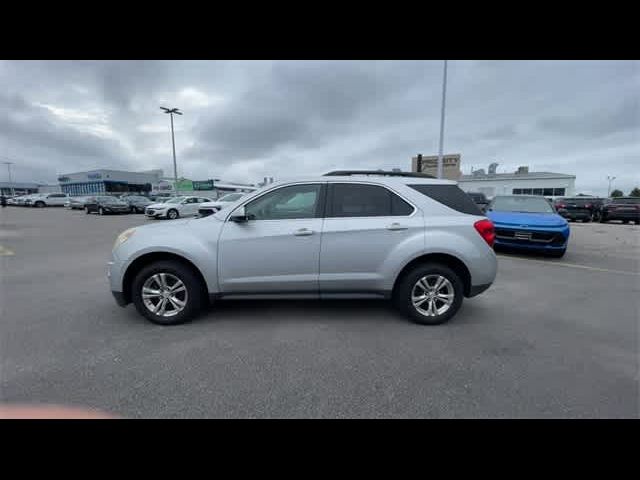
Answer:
[
  {"xmin": 409, "ymin": 184, "xmax": 482, "ymax": 215},
  {"xmin": 328, "ymin": 183, "xmax": 414, "ymax": 217}
]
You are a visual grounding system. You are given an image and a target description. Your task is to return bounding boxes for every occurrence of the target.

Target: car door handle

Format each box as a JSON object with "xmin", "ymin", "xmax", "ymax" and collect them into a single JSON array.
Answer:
[
  {"xmin": 293, "ymin": 228, "xmax": 314, "ymax": 236},
  {"xmin": 386, "ymin": 223, "xmax": 408, "ymax": 231}
]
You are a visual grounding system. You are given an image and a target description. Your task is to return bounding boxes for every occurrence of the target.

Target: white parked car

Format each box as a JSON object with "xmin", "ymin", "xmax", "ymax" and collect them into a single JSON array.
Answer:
[
  {"xmin": 145, "ymin": 195, "xmax": 214, "ymax": 220},
  {"xmin": 198, "ymin": 192, "xmax": 247, "ymax": 217},
  {"xmin": 26, "ymin": 193, "xmax": 70, "ymax": 207}
]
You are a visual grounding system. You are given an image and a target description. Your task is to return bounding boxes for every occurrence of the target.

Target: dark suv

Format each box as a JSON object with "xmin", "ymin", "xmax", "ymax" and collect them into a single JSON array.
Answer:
[
  {"xmin": 599, "ymin": 197, "xmax": 640, "ymax": 224},
  {"xmin": 554, "ymin": 197, "xmax": 604, "ymax": 222}
]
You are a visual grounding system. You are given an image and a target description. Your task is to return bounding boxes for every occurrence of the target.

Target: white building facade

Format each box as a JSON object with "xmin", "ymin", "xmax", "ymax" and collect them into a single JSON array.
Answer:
[{"xmin": 457, "ymin": 171, "xmax": 576, "ymax": 199}]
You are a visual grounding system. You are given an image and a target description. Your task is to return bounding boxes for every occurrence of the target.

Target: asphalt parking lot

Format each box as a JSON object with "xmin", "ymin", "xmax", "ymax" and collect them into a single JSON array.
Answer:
[{"xmin": 1, "ymin": 207, "xmax": 638, "ymax": 418}]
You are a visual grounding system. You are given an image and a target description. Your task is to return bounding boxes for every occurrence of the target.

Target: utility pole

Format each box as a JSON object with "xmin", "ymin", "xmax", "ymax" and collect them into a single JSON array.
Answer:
[
  {"xmin": 161, "ymin": 107, "xmax": 183, "ymax": 195},
  {"xmin": 437, "ymin": 60, "xmax": 448, "ymax": 179},
  {"xmin": 607, "ymin": 175, "xmax": 616, "ymax": 197},
  {"xmin": 2, "ymin": 161, "xmax": 14, "ymax": 196}
]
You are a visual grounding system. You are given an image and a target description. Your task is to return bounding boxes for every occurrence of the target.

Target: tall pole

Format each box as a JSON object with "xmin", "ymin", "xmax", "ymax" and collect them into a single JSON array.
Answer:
[
  {"xmin": 170, "ymin": 113, "xmax": 178, "ymax": 195},
  {"xmin": 3, "ymin": 161, "xmax": 14, "ymax": 196},
  {"xmin": 161, "ymin": 107, "xmax": 183, "ymax": 196},
  {"xmin": 607, "ymin": 175, "xmax": 616, "ymax": 197},
  {"xmin": 437, "ymin": 60, "xmax": 448, "ymax": 180}
]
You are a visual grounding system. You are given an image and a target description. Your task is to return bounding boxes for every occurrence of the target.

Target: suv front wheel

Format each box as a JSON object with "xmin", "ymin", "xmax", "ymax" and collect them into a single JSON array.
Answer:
[
  {"xmin": 395, "ymin": 263, "xmax": 464, "ymax": 325},
  {"xmin": 131, "ymin": 260, "xmax": 204, "ymax": 325}
]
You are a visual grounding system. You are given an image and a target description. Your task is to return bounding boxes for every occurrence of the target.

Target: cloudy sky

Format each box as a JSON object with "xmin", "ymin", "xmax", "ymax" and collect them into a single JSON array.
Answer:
[{"xmin": 1, "ymin": 60, "xmax": 638, "ymax": 196}]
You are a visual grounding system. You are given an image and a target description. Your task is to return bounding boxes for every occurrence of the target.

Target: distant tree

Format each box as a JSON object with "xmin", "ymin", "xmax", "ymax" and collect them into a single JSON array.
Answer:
[
  {"xmin": 630, "ymin": 187, "xmax": 640, "ymax": 197},
  {"xmin": 610, "ymin": 189, "xmax": 624, "ymax": 198}
]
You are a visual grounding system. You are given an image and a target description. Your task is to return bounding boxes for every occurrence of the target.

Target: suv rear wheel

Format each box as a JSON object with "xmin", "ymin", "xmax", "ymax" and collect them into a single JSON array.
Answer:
[
  {"xmin": 131, "ymin": 260, "xmax": 204, "ymax": 325},
  {"xmin": 394, "ymin": 263, "xmax": 464, "ymax": 325}
]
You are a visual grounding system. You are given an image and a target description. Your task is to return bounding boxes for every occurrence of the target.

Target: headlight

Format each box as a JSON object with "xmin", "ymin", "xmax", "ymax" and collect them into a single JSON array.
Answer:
[{"xmin": 113, "ymin": 228, "xmax": 136, "ymax": 250}]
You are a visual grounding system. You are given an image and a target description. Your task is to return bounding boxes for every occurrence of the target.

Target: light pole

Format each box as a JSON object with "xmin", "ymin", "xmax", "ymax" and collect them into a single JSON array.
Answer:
[
  {"xmin": 161, "ymin": 107, "xmax": 183, "ymax": 195},
  {"xmin": 607, "ymin": 175, "xmax": 616, "ymax": 197},
  {"xmin": 2, "ymin": 161, "xmax": 14, "ymax": 196},
  {"xmin": 437, "ymin": 60, "xmax": 448, "ymax": 179}
]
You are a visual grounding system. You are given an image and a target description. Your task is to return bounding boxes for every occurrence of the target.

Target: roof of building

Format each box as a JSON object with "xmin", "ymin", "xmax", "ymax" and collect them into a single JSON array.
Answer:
[
  {"xmin": 0, "ymin": 181, "xmax": 42, "ymax": 188},
  {"xmin": 458, "ymin": 171, "xmax": 576, "ymax": 182}
]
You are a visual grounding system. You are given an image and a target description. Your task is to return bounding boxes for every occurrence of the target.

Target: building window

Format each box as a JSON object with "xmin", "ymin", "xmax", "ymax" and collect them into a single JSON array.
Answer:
[
  {"xmin": 513, "ymin": 189, "xmax": 522, "ymax": 194},
  {"xmin": 533, "ymin": 188, "xmax": 543, "ymax": 195},
  {"xmin": 522, "ymin": 189, "xmax": 532, "ymax": 195},
  {"xmin": 543, "ymin": 188, "xmax": 554, "ymax": 196},
  {"xmin": 553, "ymin": 188, "xmax": 565, "ymax": 196}
]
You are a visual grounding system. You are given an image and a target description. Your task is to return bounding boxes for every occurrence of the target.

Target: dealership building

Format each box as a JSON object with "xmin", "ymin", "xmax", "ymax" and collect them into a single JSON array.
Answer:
[
  {"xmin": 58, "ymin": 169, "xmax": 164, "ymax": 196},
  {"xmin": 57, "ymin": 168, "xmax": 257, "ymax": 198},
  {"xmin": 1, "ymin": 182, "xmax": 61, "ymax": 196},
  {"xmin": 457, "ymin": 165, "xmax": 576, "ymax": 199}
]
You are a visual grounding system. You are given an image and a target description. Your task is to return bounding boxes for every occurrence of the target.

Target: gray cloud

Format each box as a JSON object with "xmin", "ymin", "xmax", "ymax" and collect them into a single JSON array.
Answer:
[{"xmin": 1, "ymin": 60, "xmax": 638, "ymax": 196}]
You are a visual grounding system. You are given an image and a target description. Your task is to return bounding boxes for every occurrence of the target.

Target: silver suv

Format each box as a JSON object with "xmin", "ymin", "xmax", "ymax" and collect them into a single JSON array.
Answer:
[{"xmin": 108, "ymin": 171, "xmax": 497, "ymax": 326}]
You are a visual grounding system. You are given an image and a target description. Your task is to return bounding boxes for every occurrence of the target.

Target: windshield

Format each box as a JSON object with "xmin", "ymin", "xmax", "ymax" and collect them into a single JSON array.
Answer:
[
  {"xmin": 164, "ymin": 197, "xmax": 186, "ymax": 204},
  {"xmin": 489, "ymin": 196, "xmax": 555, "ymax": 214},
  {"xmin": 219, "ymin": 193, "xmax": 243, "ymax": 202}
]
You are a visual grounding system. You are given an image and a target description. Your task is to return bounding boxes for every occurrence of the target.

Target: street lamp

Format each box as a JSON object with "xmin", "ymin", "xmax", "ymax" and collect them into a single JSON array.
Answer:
[
  {"xmin": 2, "ymin": 161, "xmax": 14, "ymax": 196},
  {"xmin": 607, "ymin": 175, "xmax": 616, "ymax": 197},
  {"xmin": 160, "ymin": 106, "xmax": 183, "ymax": 195},
  {"xmin": 436, "ymin": 60, "xmax": 448, "ymax": 179}
]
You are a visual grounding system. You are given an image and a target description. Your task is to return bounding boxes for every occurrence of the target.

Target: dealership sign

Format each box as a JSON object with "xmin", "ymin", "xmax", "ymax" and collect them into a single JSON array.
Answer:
[
  {"xmin": 87, "ymin": 172, "xmax": 103, "ymax": 179},
  {"xmin": 192, "ymin": 180, "xmax": 214, "ymax": 190}
]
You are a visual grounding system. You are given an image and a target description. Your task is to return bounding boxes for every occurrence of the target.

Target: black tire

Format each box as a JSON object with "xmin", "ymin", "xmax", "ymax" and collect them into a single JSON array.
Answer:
[
  {"xmin": 35, "ymin": 201, "xmax": 45, "ymax": 208},
  {"xmin": 131, "ymin": 260, "xmax": 204, "ymax": 326},
  {"xmin": 394, "ymin": 263, "xmax": 464, "ymax": 325},
  {"xmin": 130, "ymin": 206, "xmax": 135, "ymax": 213},
  {"xmin": 99, "ymin": 207, "xmax": 105, "ymax": 215},
  {"xmin": 583, "ymin": 217, "xmax": 591, "ymax": 223},
  {"xmin": 86, "ymin": 207, "xmax": 91, "ymax": 214},
  {"xmin": 548, "ymin": 248, "xmax": 566, "ymax": 258},
  {"xmin": 167, "ymin": 209, "xmax": 179, "ymax": 220},
  {"xmin": 599, "ymin": 216, "xmax": 607, "ymax": 223}
]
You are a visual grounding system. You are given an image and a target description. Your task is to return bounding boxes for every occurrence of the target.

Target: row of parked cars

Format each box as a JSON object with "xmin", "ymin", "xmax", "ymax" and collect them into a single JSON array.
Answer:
[
  {"xmin": 462, "ymin": 192, "xmax": 639, "ymax": 259},
  {"xmin": 465, "ymin": 192, "xmax": 640, "ymax": 225},
  {"xmin": 7, "ymin": 191, "xmax": 250, "ymax": 220}
]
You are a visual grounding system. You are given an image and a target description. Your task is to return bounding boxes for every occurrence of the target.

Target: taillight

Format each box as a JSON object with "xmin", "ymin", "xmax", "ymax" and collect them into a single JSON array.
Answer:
[
  {"xmin": 474, "ymin": 219, "xmax": 495, "ymax": 247},
  {"xmin": 558, "ymin": 203, "xmax": 566, "ymax": 208}
]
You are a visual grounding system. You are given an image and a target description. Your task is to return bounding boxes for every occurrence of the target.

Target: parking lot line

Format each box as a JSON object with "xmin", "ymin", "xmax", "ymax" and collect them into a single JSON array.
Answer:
[
  {"xmin": 498, "ymin": 255, "xmax": 639, "ymax": 276},
  {"xmin": 0, "ymin": 244, "xmax": 15, "ymax": 256}
]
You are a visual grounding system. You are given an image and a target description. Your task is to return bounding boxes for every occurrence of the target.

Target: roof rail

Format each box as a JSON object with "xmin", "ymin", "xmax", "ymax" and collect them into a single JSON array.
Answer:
[{"xmin": 323, "ymin": 170, "xmax": 436, "ymax": 179}]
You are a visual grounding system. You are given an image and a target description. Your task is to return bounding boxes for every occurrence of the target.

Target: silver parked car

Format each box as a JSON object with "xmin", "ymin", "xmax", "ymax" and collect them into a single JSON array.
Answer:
[
  {"xmin": 198, "ymin": 192, "xmax": 247, "ymax": 217},
  {"xmin": 108, "ymin": 171, "xmax": 497, "ymax": 326}
]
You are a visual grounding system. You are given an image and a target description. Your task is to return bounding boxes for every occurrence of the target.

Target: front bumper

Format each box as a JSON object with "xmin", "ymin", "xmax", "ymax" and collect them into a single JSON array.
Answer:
[
  {"xmin": 145, "ymin": 209, "xmax": 167, "ymax": 218},
  {"xmin": 493, "ymin": 224, "xmax": 569, "ymax": 252}
]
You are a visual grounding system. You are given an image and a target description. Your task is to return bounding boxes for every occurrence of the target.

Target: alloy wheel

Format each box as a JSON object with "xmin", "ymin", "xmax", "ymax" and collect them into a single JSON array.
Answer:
[
  {"xmin": 411, "ymin": 275, "xmax": 455, "ymax": 317},
  {"xmin": 141, "ymin": 273, "xmax": 188, "ymax": 317}
]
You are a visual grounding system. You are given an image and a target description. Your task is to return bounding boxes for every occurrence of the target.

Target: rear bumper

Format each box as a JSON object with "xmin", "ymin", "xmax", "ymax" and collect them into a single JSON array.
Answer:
[
  {"xmin": 602, "ymin": 211, "xmax": 639, "ymax": 221},
  {"xmin": 558, "ymin": 210, "xmax": 590, "ymax": 220},
  {"xmin": 112, "ymin": 291, "xmax": 129, "ymax": 307},
  {"xmin": 467, "ymin": 282, "xmax": 492, "ymax": 298}
]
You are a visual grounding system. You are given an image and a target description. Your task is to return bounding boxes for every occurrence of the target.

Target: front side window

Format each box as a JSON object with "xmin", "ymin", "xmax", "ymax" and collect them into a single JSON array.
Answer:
[
  {"xmin": 245, "ymin": 184, "xmax": 322, "ymax": 220},
  {"xmin": 329, "ymin": 183, "xmax": 413, "ymax": 217}
]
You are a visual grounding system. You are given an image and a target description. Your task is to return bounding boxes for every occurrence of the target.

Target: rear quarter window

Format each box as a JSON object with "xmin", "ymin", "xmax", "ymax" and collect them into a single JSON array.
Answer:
[{"xmin": 409, "ymin": 184, "xmax": 483, "ymax": 215}]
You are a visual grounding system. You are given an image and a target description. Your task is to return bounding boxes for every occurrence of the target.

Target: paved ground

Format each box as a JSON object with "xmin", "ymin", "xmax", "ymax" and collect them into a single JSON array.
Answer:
[{"xmin": 1, "ymin": 207, "xmax": 638, "ymax": 418}]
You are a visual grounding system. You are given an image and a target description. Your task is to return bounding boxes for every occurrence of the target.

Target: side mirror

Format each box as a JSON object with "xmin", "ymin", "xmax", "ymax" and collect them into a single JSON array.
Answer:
[{"xmin": 229, "ymin": 206, "xmax": 249, "ymax": 223}]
